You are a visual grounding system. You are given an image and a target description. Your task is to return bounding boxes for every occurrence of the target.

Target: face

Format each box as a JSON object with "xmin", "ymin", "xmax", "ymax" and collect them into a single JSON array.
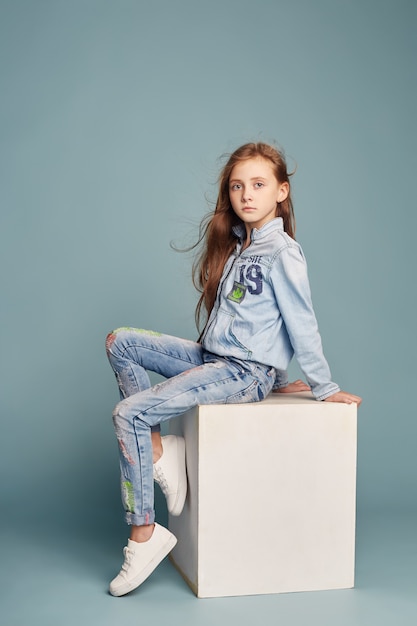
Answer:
[{"xmin": 229, "ymin": 157, "xmax": 289, "ymax": 233}]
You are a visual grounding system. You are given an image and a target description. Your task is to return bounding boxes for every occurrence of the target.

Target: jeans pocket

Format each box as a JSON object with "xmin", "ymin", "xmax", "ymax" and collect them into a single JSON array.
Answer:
[{"xmin": 225, "ymin": 379, "xmax": 260, "ymax": 404}]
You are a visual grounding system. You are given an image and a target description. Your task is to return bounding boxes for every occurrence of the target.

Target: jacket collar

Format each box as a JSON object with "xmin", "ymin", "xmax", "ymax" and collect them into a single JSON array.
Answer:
[{"xmin": 232, "ymin": 217, "xmax": 284, "ymax": 242}]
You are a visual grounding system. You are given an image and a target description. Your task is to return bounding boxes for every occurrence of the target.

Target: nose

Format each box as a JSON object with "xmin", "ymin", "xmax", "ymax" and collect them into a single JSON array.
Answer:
[{"xmin": 241, "ymin": 187, "xmax": 252, "ymax": 203}]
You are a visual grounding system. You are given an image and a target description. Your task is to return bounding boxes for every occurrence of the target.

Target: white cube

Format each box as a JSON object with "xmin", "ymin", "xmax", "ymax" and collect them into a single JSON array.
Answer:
[{"xmin": 169, "ymin": 392, "xmax": 357, "ymax": 598}]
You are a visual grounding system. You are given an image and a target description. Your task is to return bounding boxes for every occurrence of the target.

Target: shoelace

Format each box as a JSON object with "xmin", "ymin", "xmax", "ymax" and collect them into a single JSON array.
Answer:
[
  {"xmin": 154, "ymin": 466, "xmax": 169, "ymax": 493},
  {"xmin": 121, "ymin": 546, "xmax": 134, "ymax": 574}
]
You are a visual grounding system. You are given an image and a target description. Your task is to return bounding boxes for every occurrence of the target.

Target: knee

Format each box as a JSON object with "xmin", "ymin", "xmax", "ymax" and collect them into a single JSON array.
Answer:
[
  {"xmin": 105, "ymin": 327, "xmax": 139, "ymax": 357},
  {"xmin": 113, "ymin": 398, "xmax": 150, "ymax": 434},
  {"xmin": 112, "ymin": 394, "xmax": 139, "ymax": 426},
  {"xmin": 112, "ymin": 398, "xmax": 127, "ymax": 428}
]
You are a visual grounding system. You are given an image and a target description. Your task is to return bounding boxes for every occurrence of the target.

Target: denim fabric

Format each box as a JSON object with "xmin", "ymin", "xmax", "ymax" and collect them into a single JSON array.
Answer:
[
  {"xmin": 106, "ymin": 328, "xmax": 275, "ymax": 526},
  {"xmin": 201, "ymin": 217, "xmax": 340, "ymax": 401}
]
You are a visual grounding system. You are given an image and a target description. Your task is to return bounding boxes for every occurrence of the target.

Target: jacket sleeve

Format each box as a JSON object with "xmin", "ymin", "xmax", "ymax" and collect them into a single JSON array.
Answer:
[{"xmin": 270, "ymin": 243, "xmax": 340, "ymax": 400}]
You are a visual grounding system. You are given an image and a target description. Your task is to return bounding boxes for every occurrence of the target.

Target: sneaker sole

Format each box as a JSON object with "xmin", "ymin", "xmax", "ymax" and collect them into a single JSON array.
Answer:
[
  {"xmin": 109, "ymin": 533, "xmax": 177, "ymax": 597},
  {"xmin": 170, "ymin": 437, "xmax": 187, "ymax": 516}
]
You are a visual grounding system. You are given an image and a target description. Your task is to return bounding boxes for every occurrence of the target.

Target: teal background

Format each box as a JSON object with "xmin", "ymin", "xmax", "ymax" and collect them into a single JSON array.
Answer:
[{"xmin": 1, "ymin": 1, "xmax": 416, "ymax": 624}]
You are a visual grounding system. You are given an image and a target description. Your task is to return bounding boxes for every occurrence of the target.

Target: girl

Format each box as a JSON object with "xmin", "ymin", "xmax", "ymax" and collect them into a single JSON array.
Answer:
[{"xmin": 105, "ymin": 142, "xmax": 361, "ymax": 597}]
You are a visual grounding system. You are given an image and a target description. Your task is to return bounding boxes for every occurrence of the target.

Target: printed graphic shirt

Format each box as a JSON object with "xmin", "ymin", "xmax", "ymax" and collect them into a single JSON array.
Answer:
[{"xmin": 201, "ymin": 217, "xmax": 340, "ymax": 400}]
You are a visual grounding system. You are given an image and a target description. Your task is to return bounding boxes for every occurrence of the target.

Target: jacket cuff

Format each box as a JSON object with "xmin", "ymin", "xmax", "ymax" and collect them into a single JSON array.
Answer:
[
  {"xmin": 272, "ymin": 369, "xmax": 289, "ymax": 390},
  {"xmin": 313, "ymin": 383, "xmax": 341, "ymax": 401}
]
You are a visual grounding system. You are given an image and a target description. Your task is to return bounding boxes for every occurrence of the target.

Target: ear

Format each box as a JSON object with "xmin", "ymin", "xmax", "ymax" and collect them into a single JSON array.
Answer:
[{"xmin": 277, "ymin": 182, "xmax": 289, "ymax": 203}]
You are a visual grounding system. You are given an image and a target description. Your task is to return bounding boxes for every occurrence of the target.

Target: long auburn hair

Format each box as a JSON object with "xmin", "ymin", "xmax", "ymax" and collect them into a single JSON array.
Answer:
[{"xmin": 193, "ymin": 142, "xmax": 295, "ymax": 334}]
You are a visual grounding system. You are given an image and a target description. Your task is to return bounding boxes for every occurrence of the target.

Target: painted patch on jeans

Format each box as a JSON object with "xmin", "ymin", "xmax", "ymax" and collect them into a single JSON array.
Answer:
[
  {"xmin": 122, "ymin": 481, "xmax": 135, "ymax": 513},
  {"xmin": 227, "ymin": 281, "xmax": 247, "ymax": 304},
  {"xmin": 113, "ymin": 327, "xmax": 162, "ymax": 337},
  {"xmin": 118, "ymin": 438, "xmax": 136, "ymax": 465},
  {"xmin": 105, "ymin": 332, "xmax": 116, "ymax": 351}
]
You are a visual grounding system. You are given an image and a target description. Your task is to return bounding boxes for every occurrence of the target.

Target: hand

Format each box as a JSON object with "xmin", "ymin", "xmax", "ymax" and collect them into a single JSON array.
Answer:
[
  {"xmin": 273, "ymin": 379, "xmax": 311, "ymax": 394},
  {"xmin": 324, "ymin": 390, "xmax": 362, "ymax": 406}
]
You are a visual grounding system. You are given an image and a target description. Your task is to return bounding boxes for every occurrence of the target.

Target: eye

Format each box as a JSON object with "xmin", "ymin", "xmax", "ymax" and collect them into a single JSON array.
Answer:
[
  {"xmin": 230, "ymin": 183, "xmax": 241, "ymax": 191},
  {"xmin": 254, "ymin": 182, "xmax": 264, "ymax": 189}
]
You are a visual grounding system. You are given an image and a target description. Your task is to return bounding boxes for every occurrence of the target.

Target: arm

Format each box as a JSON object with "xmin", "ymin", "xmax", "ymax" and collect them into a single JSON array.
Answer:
[
  {"xmin": 271, "ymin": 247, "xmax": 362, "ymax": 404},
  {"xmin": 270, "ymin": 243, "xmax": 340, "ymax": 400}
]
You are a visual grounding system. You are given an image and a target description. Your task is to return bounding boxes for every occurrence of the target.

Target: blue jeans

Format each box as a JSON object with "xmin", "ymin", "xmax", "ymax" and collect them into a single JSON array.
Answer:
[{"xmin": 106, "ymin": 327, "xmax": 275, "ymax": 526}]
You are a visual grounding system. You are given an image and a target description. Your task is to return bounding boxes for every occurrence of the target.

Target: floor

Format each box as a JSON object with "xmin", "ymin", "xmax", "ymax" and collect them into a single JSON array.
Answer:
[{"xmin": 1, "ymin": 509, "xmax": 416, "ymax": 626}]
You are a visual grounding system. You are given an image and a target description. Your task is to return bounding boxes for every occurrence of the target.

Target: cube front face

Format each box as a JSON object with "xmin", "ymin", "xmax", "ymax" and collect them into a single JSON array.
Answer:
[{"xmin": 169, "ymin": 393, "xmax": 357, "ymax": 598}]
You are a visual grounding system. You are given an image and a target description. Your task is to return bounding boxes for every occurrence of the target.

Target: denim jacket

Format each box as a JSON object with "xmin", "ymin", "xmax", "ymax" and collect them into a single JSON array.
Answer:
[{"xmin": 201, "ymin": 218, "xmax": 340, "ymax": 400}]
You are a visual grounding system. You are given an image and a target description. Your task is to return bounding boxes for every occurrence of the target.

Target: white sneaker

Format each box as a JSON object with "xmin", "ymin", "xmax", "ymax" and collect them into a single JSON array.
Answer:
[
  {"xmin": 153, "ymin": 435, "xmax": 187, "ymax": 516},
  {"xmin": 109, "ymin": 523, "xmax": 177, "ymax": 596}
]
